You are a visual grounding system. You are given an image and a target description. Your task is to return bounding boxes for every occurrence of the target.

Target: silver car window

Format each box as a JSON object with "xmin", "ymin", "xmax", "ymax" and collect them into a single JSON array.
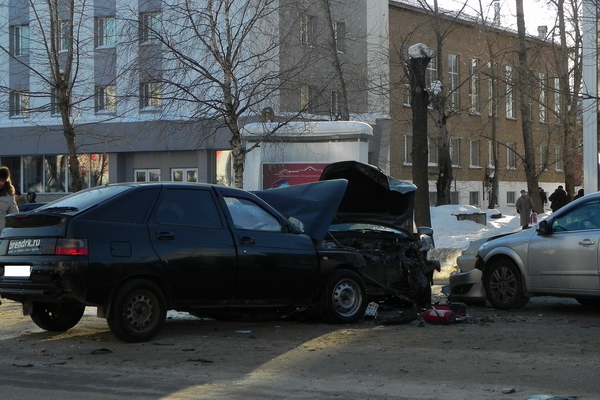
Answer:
[{"xmin": 551, "ymin": 201, "xmax": 600, "ymax": 232}]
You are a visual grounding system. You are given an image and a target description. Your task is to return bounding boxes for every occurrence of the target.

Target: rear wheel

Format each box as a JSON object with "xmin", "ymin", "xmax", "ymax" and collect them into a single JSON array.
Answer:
[
  {"xmin": 30, "ymin": 302, "xmax": 85, "ymax": 331},
  {"xmin": 107, "ymin": 279, "xmax": 167, "ymax": 343},
  {"xmin": 483, "ymin": 259, "xmax": 529, "ymax": 310},
  {"xmin": 324, "ymin": 269, "xmax": 367, "ymax": 323}
]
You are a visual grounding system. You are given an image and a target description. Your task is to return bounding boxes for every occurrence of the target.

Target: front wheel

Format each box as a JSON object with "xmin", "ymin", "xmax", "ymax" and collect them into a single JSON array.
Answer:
[
  {"xmin": 324, "ymin": 269, "xmax": 367, "ymax": 323},
  {"xmin": 107, "ymin": 279, "xmax": 167, "ymax": 343},
  {"xmin": 30, "ymin": 301, "xmax": 85, "ymax": 331},
  {"xmin": 483, "ymin": 259, "xmax": 529, "ymax": 310}
]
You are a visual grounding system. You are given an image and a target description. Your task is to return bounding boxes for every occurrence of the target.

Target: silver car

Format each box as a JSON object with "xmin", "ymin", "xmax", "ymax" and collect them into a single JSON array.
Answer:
[{"xmin": 449, "ymin": 193, "xmax": 600, "ymax": 309}]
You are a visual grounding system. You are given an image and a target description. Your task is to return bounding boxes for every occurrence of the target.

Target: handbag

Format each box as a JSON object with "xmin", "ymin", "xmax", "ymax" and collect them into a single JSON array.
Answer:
[{"xmin": 530, "ymin": 212, "xmax": 538, "ymax": 224}]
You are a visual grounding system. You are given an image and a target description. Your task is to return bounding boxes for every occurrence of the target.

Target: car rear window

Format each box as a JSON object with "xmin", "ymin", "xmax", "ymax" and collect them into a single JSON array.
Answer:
[{"xmin": 37, "ymin": 185, "xmax": 134, "ymax": 212}]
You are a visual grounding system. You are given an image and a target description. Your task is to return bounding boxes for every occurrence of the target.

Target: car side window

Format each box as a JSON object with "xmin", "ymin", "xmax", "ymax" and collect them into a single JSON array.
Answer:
[
  {"xmin": 551, "ymin": 201, "xmax": 600, "ymax": 232},
  {"xmin": 224, "ymin": 196, "xmax": 282, "ymax": 231},
  {"xmin": 156, "ymin": 189, "xmax": 223, "ymax": 228}
]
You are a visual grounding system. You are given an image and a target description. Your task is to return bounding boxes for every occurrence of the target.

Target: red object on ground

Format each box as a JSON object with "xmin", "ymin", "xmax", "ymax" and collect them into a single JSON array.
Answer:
[{"xmin": 423, "ymin": 307, "xmax": 456, "ymax": 324}]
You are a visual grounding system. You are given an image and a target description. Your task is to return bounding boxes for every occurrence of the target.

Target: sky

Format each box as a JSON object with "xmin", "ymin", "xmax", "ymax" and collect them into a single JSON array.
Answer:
[{"xmin": 432, "ymin": 0, "xmax": 556, "ymax": 36}]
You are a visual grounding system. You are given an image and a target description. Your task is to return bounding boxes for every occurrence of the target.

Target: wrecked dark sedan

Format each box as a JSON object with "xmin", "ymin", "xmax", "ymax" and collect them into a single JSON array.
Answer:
[
  {"xmin": 0, "ymin": 181, "xmax": 369, "ymax": 343},
  {"xmin": 256, "ymin": 161, "xmax": 439, "ymax": 310}
]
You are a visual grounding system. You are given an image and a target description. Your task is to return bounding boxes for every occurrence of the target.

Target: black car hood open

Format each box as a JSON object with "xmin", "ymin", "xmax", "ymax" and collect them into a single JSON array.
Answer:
[
  {"xmin": 319, "ymin": 161, "xmax": 417, "ymax": 231},
  {"xmin": 254, "ymin": 179, "xmax": 348, "ymax": 242}
]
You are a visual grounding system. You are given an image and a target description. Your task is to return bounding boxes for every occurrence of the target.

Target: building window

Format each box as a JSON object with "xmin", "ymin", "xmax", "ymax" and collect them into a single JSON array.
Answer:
[
  {"xmin": 135, "ymin": 169, "xmax": 161, "ymax": 182},
  {"xmin": 507, "ymin": 191, "xmax": 516, "ymax": 205},
  {"xmin": 540, "ymin": 144, "xmax": 548, "ymax": 170},
  {"xmin": 553, "ymin": 77, "xmax": 561, "ymax": 122},
  {"xmin": 404, "ymin": 135, "xmax": 413, "ymax": 165},
  {"xmin": 488, "ymin": 140, "xmax": 496, "ymax": 167},
  {"xmin": 95, "ymin": 17, "xmax": 116, "ymax": 48},
  {"xmin": 140, "ymin": 82, "xmax": 162, "ymax": 109},
  {"xmin": 331, "ymin": 90, "xmax": 340, "ymax": 119},
  {"xmin": 95, "ymin": 85, "xmax": 116, "ymax": 112},
  {"xmin": 506, "ymin": 65, "xmax": 515, "ymax": 119},
  {"xmin": 469, "ymin": 58, "xmax": 479, "ymax": 113},
  {"xmin": 300, "ymin": 14, "xmax": 317, "ymax": 46},
  {"xmin": 9, "ymin": 91, "xmax": 30, "ymax": 117},
  {"xmin": 60, "ymin": 20, "xmax": 71, "ymax": 51},
  {"xmin": 171, "ymin": 168, "xmax": 198, "ymax": 182},
  {"xmin": 403, "ymin": 83, "xmax": 411, "ymax": 107},
  {"xmin": 10, "ymin": 25, "xmax": 29, "ymax": 56},
  {"xmin": 300, "ymin": 85, "xmax": 317, "ymax": 113},
  {"xmin": 450, "ymin": 138, "xmax": 460, "ymax": 166},
  {"xmin": 448, "ymin": 54, "xmax": 459, "ymax": 109},
  {"xmin": 470, "ymin": 140, "xmax": 480, "ymax": 167},
  {"xmin": 428, "ymin": 137, "xmax": 438, "ymax": 165},
  {"xmin": 555, "ymin": 145, "xmax": 564, "ymax": 171},
  {"xmin": 539, "ymin": 73, "xmax": 547, "ymax": 123},
  {"xmin": 426, "ymin": 49, "xmax": 437, "ymax": 87},
  {"xmin": 469, "ymin": 191, "xmax": 480, "ymax": 206},
  {"xmin": 507, "ymin": 142, "xmax": 517, "ymax": 169},
  {"xmin": 334, "ymin": 21, "xmax": 345, "ymax": 53},
  {"xmin": 140, "ymin": 11, "xmax": 161, "ymax": 43}
]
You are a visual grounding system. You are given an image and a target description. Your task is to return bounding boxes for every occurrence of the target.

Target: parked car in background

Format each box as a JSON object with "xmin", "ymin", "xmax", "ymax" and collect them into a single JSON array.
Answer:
[
  {"xmin": 0, "ymin": 180, "xmax": 369, "ymax": 342},
  {"xmin": 17, "ymin": 202, "xmax": 46, "ymax": 212},
  {"xmin": 450, "ymin": 192, "xmax": 600, "ymax": 309}
]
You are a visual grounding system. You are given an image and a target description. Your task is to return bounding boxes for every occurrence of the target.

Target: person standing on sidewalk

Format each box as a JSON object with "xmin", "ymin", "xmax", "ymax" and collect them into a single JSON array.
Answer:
[
  {"xmin": 516, "ymin": 189, "xmax": 535, "ymax": 229},
  {"xmin": 0, "ymin": 166, "xmax": 18, "ymax": 231}
]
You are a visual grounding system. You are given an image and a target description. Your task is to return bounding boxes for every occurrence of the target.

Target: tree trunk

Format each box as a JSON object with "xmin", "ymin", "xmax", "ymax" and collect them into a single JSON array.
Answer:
[
  {"xmin": 321, "ymin": 0, "xmax": 349, "ymax": 120},
  {"xmin": 409, "ymin": 54, "xmax": 432, "ymax": 228},
  {"xmin": 515, "ymin": 0, "xmax": 541, "ymax": 212}
]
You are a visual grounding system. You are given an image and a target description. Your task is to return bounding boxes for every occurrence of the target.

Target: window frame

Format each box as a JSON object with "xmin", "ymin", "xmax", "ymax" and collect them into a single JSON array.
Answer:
[
  {"xmin": 134, "ymin": 169, "xmax": 161, "ymax": 182},
  {"xmin": 334, "ymin": 21, "xmax": 345, "ymax": 53},
  {"xmin": 300, "ymin": 14, "xmax": 317, "ymax": 46},
  {"xmin": 95, "ymin": 85, "xmax": 117, "ymax": 113},
  {"xmin": 95, "ymin": 16, "xmax": 116, "ymax": 48},
  {"xmin": 9, "ymin": 90, "xmax": 30, "ymax": 117},
  {"xmin": 171, "ymin": 168, "xmax": 198, "ymax": 182},
  {"xmin": 470, "ymin": 140, "xmax": 480, "ymax": 168},
  {"xmin": 507, "ymin": 142, "xmax": 517, "ymax": 170},
  {"xmin": 11, "ymin": 25, "xmax": 30, "ymax": 56},
  {"xmin": 468, "ymin": 58, "xmax": 480, "ymax": 114},
  {"xmin": 505, "ymin": 65, "xmax": 515, "ymax": 119},
  {"xmin": 140, "ymin": 11, "xmax": 162, "ymax": 43},
  {"xmin": 448, "ymin": 53, "xmax": 460, "ymax": 109},
  {"xmin": 140, "ymin": 82, "xmax": 162, "ymax": 109}
]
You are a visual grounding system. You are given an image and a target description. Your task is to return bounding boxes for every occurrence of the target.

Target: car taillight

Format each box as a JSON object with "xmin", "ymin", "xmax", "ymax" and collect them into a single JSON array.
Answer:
[{"xmin": 55, "ymin": 239, "xmax": 89, "ymax": 256}]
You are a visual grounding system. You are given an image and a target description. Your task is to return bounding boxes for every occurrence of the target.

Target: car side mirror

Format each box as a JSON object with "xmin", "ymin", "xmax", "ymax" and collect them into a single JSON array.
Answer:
[
  {"xmin": 536, "ymin": 219, "xmax": 551, "ymax": 235},
  {"xmin": 287, "ymin": 216, "xmax": 305, "ymax": 233}
]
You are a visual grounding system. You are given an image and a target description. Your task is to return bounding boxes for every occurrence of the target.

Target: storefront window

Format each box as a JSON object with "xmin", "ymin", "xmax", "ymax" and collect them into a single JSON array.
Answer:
[
  {"xmin": 23, "ymin": 156, "xmax": 43, "ymax": 193},
  {"xmin": 44, "ymin": 155, "xmax": 66, "ymax": 192}
]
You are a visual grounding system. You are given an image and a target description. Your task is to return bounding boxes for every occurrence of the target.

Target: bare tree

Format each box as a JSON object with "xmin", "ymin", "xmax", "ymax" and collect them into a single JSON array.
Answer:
[
  {"xmin": 550, "ymin": 0, "xmax": 583, "ymax": 201},
  {"xmin": 515, "ymin": 0, "xmax": 543, "ymax": 212},
  {"xmin": 0, "ymin": 0, "xmax": 88, "ymax": 191}
]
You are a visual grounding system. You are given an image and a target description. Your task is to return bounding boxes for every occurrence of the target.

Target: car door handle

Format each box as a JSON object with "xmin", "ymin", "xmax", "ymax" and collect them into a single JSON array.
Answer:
[
  {"xmin": 156, "ymin": 232, "xmax": 175, "ymax": 241},
  {"xmin": 579, "ymin": 239, "xmax": 595, "ymax": 246},
  {"xmin": 238, "ymin": 236, "xmax": 255, "ymax": 245}
]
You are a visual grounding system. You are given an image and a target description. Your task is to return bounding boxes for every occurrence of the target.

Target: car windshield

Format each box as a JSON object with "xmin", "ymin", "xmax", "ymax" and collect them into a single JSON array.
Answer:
[{"xmin": 35, "ymin": 185, "xmax": 133, "ymax": 213}]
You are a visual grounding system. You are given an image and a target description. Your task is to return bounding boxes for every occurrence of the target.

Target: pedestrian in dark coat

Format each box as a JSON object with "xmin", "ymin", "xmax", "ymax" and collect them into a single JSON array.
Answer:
[
  {"xmin": 549, "ymin": 185, "xmax": 568, "ymax": 212},
  {"xmin": 516, "ymin": 190, "xmax": 535, "ymax": 229},
  {"xmin": 539, "ymin": 187, "xmax": 547, "ymax": 208},
  {"xmin": 574, "ymin": 188, "xmax": 584, "ymax": 200}
]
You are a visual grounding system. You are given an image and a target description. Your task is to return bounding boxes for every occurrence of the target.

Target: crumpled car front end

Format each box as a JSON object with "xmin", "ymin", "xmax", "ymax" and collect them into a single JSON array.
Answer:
[{"xmin": 319, "ymin": 161, "xmax": 439, "ymax": 307}]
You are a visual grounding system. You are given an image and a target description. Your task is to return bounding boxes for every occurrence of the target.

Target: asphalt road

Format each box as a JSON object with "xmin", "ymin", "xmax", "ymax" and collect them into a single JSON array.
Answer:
[{"xmin": 1, "ymin": 294, "xmax": 599, "ymax": 400}]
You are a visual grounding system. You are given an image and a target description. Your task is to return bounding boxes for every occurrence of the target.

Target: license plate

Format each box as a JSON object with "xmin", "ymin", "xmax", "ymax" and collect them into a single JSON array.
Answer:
[
  {"xmin": 3, "ymin": 265, "xmax": 32, "ymax": 278},
  {"xmin": 8, "ymin": 238, "xmax": 43, "ymax": 255}
]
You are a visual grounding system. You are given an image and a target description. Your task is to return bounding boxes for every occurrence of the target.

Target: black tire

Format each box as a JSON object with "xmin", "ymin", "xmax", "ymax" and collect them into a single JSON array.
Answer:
[
  {"xmin": 483, "ymin": 259, "xmax": 529, "ymax": 310},
  {"xmin": 30, "ymin": 302, "xmax": 85, "ymax": 331},
  {"xmin": 107, "ymin": 279, "xmax": 167, "ymax": 343},
  {"xmin": 324, "ymin": 269, "xmax": 367, "ymax": 323},
  {"xmin": 576, "ymin": 297, "xmax": 600, "ymax": 307}
]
